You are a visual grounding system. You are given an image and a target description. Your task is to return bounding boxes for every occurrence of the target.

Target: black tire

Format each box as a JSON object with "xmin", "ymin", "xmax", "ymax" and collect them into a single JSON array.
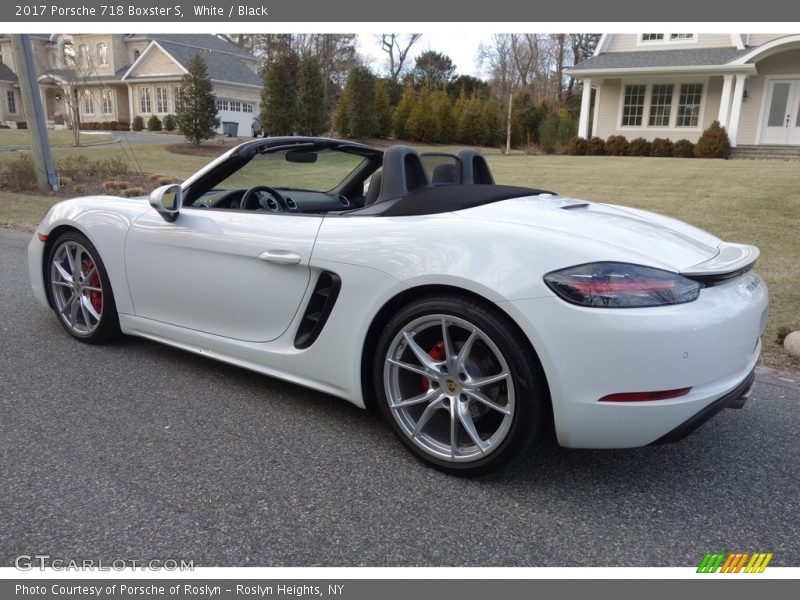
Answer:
[
  {"xmin": 374, "ymin": 294, "xmax": 546, "ymax": 476},
  {"xmin": 44, "ymin": 230, "xmax": 121, "ymax": 344}
]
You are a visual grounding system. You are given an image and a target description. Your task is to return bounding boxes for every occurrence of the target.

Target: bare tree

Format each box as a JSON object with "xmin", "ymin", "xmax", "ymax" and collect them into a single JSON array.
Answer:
[
  {"xmin": 480, "ymin": 34, "xmax": 527, "ymax": 154},
  {"xmin": 379, "ymin": 34, "xmax": 422, "ymax": 82},
  {"xmin": 550, "ymin": 34, "xmax": 567, "ymax": 104},
  {"xmin": 38, "ymin": 37, "xmax": 103, "ymax": 147},
  {"xmin": 566, "ymin": 33, "xmax": 601, "ymax": 98}
]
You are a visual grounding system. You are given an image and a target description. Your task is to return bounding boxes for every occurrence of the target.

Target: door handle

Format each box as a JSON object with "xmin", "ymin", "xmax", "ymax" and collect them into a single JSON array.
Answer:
[{"xmin": 258, "ymin": 250, "xmax": 302, "ymax": 265}]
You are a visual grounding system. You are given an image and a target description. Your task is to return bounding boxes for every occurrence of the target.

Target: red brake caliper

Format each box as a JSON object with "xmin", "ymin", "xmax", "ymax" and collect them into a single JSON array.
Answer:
[
  {"xmin": 421, "ymin": 340, "xmax": 446, "ymax": 391},
  {"xmin": 83, "ymin": 258, "xmax": 102, "ymax": 312}
]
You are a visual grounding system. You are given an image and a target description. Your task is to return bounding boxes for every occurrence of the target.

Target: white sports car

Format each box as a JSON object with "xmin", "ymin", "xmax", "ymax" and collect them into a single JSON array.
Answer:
[{"xmin": 28, "ymin": 137, "xmax": 768, "ymax": 475}]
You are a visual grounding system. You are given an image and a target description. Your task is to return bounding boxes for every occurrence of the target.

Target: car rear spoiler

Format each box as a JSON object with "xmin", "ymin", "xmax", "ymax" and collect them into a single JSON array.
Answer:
[{"xmin": 680, "ymin": 242, "xmax": 759, "ymax": 283}]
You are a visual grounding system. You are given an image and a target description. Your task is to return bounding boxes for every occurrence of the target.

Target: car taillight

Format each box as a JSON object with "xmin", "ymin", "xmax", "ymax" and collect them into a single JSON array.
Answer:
[{"xmin": 543, "ymin": 262, "xmax": 701, "ymax": 308}]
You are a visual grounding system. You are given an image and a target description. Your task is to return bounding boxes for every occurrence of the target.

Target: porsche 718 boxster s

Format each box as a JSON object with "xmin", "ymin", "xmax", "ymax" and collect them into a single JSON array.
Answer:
[{"xmin": 28, "ymin": 137, "xmax": 768, "ymax": 474}]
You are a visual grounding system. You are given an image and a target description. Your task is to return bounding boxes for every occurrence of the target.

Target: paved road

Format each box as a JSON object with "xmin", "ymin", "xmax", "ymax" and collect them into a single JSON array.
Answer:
[
  {"xmin": 1, "ymin": 227, "xmax": 798, "ymax": 567},
  {"xmin": 110, "ymin": 131, "xmax": 254, "ymax": 146}
]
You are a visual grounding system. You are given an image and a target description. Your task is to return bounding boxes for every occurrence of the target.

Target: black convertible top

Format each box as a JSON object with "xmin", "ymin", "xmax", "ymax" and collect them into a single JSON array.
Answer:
[{"xmin": 348, "ymin": 184, "xmax": 552, "ymax": 217}]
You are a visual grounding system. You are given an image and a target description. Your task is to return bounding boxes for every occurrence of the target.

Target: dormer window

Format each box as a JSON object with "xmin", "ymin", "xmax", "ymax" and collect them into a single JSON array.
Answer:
[
  {"xmin": 78, "ymin": 44, "xmax": 90, "ymax": 68},
  {"xmin": 97, "ymin": 42, "xmax": 108, "ymax": 65},
  {"xmin": 62, "ymin": 41, "xmax": 75, "ymax": 67},
  {"xmin": 640, "ymin": 33, "xmax": 695, "ymax": 44}
]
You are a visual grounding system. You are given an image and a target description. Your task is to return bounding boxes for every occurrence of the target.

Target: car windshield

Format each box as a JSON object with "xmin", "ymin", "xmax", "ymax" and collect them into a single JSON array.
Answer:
[{"xmin": 218, "ymin": 147, "xmax": 367, "ymax": 193}]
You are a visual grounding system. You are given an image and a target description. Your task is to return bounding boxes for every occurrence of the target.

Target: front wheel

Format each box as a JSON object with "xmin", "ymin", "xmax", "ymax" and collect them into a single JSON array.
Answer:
[
  {"xmin": 45, "ymin": 231, "xmax": 121, "ymax": 344},
  {"xmin": 374, "ymin": 295, "xmax": 546, "ymax": 475}
]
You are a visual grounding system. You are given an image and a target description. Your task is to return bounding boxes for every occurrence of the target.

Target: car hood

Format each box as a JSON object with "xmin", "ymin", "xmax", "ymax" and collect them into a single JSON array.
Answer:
[{"xmin": 459, "ymin": 194, "xmax": 755, "ymax": 274}]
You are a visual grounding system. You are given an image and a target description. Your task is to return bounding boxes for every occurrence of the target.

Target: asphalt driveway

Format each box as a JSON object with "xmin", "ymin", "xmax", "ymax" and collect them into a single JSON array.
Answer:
[{"xmin": 1, "ymin": 227, "xmax": 798, "ymax": 567}]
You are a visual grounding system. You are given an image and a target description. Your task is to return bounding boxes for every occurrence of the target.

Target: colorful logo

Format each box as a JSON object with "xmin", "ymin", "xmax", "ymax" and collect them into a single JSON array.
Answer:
[{"xmin": 697, "ymin": 552, "xmax": 773, "ymax": 573}]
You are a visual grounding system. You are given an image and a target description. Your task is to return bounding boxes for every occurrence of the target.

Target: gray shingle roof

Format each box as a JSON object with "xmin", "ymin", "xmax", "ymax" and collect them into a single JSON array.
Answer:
[
  {"xmin": 150, "ymin": 39, "xmax": 261, "ymax": 86},
  {"xmin": 150, "ymin": 34, "xmax": 255, "ymax": 61},
  {"xmin": 571, "ymin": 47, "xmax": 752, "ymax": 72},
  {"xmin": 0, "ymin": 62, "xmax": 17, "ymax": 82}
]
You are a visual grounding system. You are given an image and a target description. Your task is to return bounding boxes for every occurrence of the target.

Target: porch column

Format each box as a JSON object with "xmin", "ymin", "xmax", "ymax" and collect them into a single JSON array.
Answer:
[
  {"xmin": 126, "ymin": 83, "xmax": 135, "ymax": 130},
  {"xmin": 717, "ymin": 74, "xmax": 734, "ymax": 129},
  {"xmin": 591, "ymin": 81, "xmax": 602, "ymax": 137},
  {"xmin": 578, "ymin": 77, "xmax": 592, "ymax": 138},
  {"xmin": 38, "ymin": 86, "xmax": 48, "ymax": 120},
  {"xmin": 727, "ymin": 74, "xmax": 747, "ymax": 148}
]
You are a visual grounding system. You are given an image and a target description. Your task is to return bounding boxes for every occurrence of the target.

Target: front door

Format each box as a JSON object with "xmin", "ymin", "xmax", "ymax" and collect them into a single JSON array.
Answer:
[
  {"xmin": 125, "ymin": 208, "xmax": 321, "ymax": 343},
  {"xmin": 760, "ymin": 79, "xmax": 800, "ymax": 145}
]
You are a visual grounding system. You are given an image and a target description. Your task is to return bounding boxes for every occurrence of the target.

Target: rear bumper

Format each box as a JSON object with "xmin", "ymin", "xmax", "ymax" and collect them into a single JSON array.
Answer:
[
  {"xmin": 649, "ymin": 367, "xmax": 755, "ymax": 445},
  {"xmin": 502, "ymin": 271, "xmax": 767, "ymax": 448}
]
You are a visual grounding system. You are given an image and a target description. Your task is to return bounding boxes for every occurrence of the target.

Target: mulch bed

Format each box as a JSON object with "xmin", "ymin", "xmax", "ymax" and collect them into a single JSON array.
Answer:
[
  {"xmin": 166, "ymin": 138, "xmax": 250, "ymax": 157},
  {"xmin": 11, "ymin": 173, "xmax": 165, "ymax": 200}
]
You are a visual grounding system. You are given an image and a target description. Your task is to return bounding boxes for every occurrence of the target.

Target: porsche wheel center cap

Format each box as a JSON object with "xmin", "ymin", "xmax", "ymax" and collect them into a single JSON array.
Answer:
[{"xmin": 444, "ymin": 378, "xmax": 459, "ymax": 394}]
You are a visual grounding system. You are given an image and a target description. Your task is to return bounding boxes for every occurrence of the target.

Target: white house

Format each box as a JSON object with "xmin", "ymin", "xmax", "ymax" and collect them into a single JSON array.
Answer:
[{"xmin": 568, "ymin": 33, "xmax": 800, "ymax": 148}]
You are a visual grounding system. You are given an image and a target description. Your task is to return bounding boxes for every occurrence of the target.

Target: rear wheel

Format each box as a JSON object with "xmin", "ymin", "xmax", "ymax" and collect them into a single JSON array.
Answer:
[
  {"xmin": 45, "ymin": 231, "xmax": 121, "ymax": 344},
  {"xmin": 374, "ymin": 295, "xmax": 546, "ymax": 475}
]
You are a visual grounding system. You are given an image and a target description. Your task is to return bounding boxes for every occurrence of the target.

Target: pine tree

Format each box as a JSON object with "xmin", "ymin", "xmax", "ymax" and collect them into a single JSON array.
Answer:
[
  {"xmin": 481, "ymin": 99, "xmax": 503, "ymax": 147},
  {"xmin": 175, "ymin": 55, "xmax": 219, "ymax": 145},
  {"xmin": 373, "ymin": 80, "xmax": 393, "ymax": 138},
  {"xmin": 432, "ymin": 90, "xmax": 455, "ymax": 143},
  {"xmin": 261, "ymin": 47, "xmax": 300, "ymax": 136},
  {"xmin": 342, "ymin": 66, "xmax": 377, "ymax": 139},
  {"xmin": 457, "ymin": 94, "xmax": 485, "ymax": 145},
  {"xmin": 392, "ymin": 85, "xmax": 417, "ymax": 141},
  {"xmin": 333, "ymin": 94, "xmax": 351, "ymax": 137},
  {"xmin": 407, "ymin": 89, "xmax": 438, "ymax": 142},
  {"xmin": 296, "ymin": 55, "xmax": 328, "ymax": 136}
]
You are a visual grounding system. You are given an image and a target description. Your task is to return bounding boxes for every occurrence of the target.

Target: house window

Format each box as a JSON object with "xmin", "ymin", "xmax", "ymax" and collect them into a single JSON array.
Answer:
[
  {"xmin": 82, "ymin": 90, "xmax": 94, "ymax": 114},
  {"xmin": 97, "ymin": 43, "xmax": 108, "ymax": 65},
  {"xmin": 622, "ymin": 85, "xmax": 646, "ymax": 126},
  {"xmin": 676, "ymin": 83, "xmax": 703, "ymax": 127},
  {"xmin": 216, "ymin": 99, "xmax": 229, "ymax": 111},
  {"xmin": 6, "ymin": 90, "xmax": 16, "ymax": 114},
  {"xmin": 139, "ymin": 87, "xmax": 151, "ymax": 113},
  {"xmin": 156, "ymin": 87, "xmax": 168, "ymax": 113},
  {"xmin": 231, "ymin": 101, "xmax": 241, "ymax": 112},
  {"xmin": 640, "ymin": 33, "xmax": 695, "ymax": 44},
  {"xmin": 172, "ymin": 86, "xmax": 182, "ymax": 111},
  {"xmin": 102, "ymin": 89, "xmax": 114, "ymax": 114},
  {"xmin": 62, "ymin": 41, "xmax": 75, "ymax": 66},
  {"xmin": 648, "ymin": 84, "xmax": 674, "ymax": 127},
  {"xmin": 242, "ymin": 103, "xmax": 253, "ymax": 113},
  {"xmin": 78, "ymin": 44, "xmax": 90, "ymax": 68}
]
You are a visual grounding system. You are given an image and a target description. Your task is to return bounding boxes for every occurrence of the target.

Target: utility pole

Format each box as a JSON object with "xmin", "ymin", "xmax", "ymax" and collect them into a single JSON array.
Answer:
[{"xmin": 10, "ymin": 34, "xmax": 58, "ymax": 192}]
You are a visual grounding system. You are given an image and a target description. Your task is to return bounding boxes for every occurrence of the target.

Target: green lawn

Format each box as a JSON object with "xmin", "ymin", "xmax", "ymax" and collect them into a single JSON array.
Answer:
[
  {"xmin": 1, "ymin": 145, "xmax": 797, "ymax": 368},
  {"xmin": 0, "ymin": 129, "xmax": 114, "ymax": 149}
]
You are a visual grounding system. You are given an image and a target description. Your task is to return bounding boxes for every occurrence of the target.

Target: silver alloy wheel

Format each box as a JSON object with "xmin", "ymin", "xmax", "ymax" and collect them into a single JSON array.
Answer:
[
  {"xmin": 383, "ymin": 314, "xmax": 515, "ymax": 463},
  {"xmin": 49, "ymin": 240, "xmax": 104, "ymax": 336}
]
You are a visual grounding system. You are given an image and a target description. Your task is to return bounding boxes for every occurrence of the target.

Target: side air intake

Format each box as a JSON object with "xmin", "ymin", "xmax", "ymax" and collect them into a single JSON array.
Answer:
[{"xmin": 294, "ymin": 271, "xmax": 342, "ymax": 349}]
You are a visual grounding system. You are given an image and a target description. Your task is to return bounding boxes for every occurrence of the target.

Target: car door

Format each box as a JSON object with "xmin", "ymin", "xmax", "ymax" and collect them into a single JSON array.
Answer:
[{"xmin": 124, "ymin": 207, "xmax": 321, "ymax": 343}]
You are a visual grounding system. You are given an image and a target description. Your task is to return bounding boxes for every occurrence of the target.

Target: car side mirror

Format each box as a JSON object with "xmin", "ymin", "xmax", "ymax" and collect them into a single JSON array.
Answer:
[{"xmin": 149, "ymin": 184, "xmax": 183, "ymax": 222}]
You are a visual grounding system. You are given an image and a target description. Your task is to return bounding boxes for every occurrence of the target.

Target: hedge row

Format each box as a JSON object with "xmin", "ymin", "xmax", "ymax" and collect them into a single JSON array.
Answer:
[
  {"xmin": 565, "ymin": 121, "xmax": 732, "ymax": 159},
  {"xmin": 79, "ymin": 121, "xmax": 131, "ymax": 131}
]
